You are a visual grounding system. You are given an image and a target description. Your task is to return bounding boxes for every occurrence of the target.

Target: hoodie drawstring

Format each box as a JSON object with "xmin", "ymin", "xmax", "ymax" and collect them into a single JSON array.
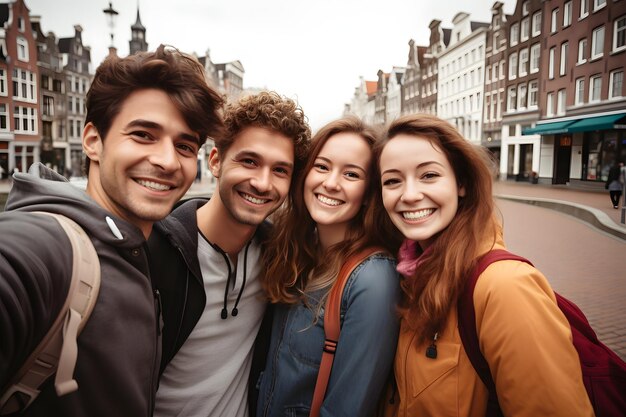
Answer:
[{"xmin": 215, "ymin": 241, "xmax": 251, "ymax": 320}]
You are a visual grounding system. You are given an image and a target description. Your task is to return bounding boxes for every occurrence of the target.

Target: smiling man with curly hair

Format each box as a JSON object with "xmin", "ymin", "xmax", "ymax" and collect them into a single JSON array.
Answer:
[{"xmin": 149, "ymin": 91, "xmax": 311, "ymax": 417}]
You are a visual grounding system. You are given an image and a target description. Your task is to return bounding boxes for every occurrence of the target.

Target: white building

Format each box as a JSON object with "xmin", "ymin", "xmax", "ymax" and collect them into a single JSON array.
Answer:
[
  {"xmin": 436, "ymin": 12, "xmax": 489, "ymax": 144},
  {"xmin": 386, "ymin": 67, "xmax": 405, "ymax": 123}
]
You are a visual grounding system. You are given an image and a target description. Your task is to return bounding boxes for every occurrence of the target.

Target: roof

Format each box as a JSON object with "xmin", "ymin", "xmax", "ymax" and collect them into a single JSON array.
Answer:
[
  {"xmin": 58, "ymin": 37, "xmax": 72, "ymax": 53},
  {"xmin": 471, "ymin": 21, "xmax": 490, "ymax": 31},
  {"xmin": 365, "ymin": 81, "xmax": 377, "ymax": 96},
  {"xmin": 131, "ymin": 8, "xmax": 145, "ymax": 31}
]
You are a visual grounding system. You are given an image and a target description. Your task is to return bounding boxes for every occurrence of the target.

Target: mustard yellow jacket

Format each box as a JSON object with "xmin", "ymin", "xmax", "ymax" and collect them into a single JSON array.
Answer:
[{"xmin": 391, "ymin": 243, "xmax": 594, "ymax": 417}]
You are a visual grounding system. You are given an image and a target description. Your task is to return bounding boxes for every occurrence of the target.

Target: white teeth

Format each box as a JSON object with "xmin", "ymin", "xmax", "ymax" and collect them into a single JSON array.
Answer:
[
  {"xmin": 403, "ymin": 209, "xmax": 434, "ymax": 220},
  {"xmin": 136, "ymin": 179, "xmax": 171, "ymax": 191},
  {"xmin": 242, "ymin": 193, "xmax": 268, "ymax": 205},
  {"xmin": 317, "ymin": 195, "xmax": 342, "ymax": 206}
]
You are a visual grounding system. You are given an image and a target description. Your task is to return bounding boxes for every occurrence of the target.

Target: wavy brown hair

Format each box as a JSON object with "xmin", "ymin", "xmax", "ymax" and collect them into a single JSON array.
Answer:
[
  {"xmin": 262, "ymin": 116, "xmax": 402, "ymax": 304},
  {"xmin": 85, "ymin": 44, "xmax": 224, "ymax": 174},
  {"xmin": 375, "ymin": 114, "xmax": 498, "ymax": 344}
]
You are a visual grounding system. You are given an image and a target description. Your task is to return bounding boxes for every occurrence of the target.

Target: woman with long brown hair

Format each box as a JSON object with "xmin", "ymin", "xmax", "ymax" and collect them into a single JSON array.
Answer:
[
  {"xmin": 255, "ymin": 117, "xmax": 402, "ymax": 417},
  {"xmin": 376, "ymin": 114, "xmax": 593, "ymax": 417}
]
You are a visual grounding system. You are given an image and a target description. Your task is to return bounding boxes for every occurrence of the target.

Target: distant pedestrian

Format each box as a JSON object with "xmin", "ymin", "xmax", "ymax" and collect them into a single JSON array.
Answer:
[{"xmin": 605, "ymin": 161, "xmax": 624, "ymax": 209}]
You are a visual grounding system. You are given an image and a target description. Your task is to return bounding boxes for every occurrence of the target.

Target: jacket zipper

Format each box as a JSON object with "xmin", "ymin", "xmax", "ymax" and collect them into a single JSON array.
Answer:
[{"xmin": 150, "ymin": 288, "xmax": 162, "ymax": 416}]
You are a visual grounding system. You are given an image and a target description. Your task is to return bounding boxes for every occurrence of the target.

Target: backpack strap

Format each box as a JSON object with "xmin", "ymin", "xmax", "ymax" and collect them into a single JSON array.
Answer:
[
  {"xmin": 457, "ymin": 249, "xmax": 532, "ymax": 417},
  {"xmin": 0, "ymin": 213, "xmax": 100, "ymax": 415},
  {"xmin": 309, "ymin": 247, "xmax": 386, "ymax": 417}
]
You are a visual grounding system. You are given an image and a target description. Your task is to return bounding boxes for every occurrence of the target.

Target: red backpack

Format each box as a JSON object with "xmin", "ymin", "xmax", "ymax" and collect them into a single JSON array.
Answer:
[{"xmin": 458, "ymin": 249, "xmax": 626, "ymax": 417}]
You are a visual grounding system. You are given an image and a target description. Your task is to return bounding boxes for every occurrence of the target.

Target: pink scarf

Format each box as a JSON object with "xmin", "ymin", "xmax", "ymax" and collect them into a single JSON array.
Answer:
[{"xmin": 396, "ymin": 239, "xmax": 433, "ymax": 278}]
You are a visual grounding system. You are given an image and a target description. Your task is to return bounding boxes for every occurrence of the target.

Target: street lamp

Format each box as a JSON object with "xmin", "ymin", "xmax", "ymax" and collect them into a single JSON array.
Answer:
[{"xmin": 103, "ymin": 2, "xmax": 119, "ymax": 49}]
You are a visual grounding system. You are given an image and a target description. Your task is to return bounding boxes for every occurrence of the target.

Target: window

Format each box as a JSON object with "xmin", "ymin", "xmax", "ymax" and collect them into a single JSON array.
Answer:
[
  {"xmin": 11, "ymin": 69, "xmax": 36, "ymax": 103},
  {"xmin": 580, "ymin": 0, "xmax": 589, "ymax": 18},
  {"xmin": 17, "ymin": 17, "xmax": 24, "ymax": 32},
  {"xmin": 578, "ymin": 39, "xmax": 588, "ymax": 64},
  {"xmin": 609, "ymin": 70, "xmax": 624, "ymax": 99},
  {"xmin": 492, "ymin": 63, "xmax": 498, "ymax": 81},
  {"xmin": 563, "ymin": 2, "xmax": 573, "ymax": 27},
  {"xmin": 551, "ymin": 9, "xmax": 558, "ymax": 33},
  {"xmin": 591, "ymin": 26, "xmax": 604, "ymax": 59},
  {"xmin": 614, "ymin": 16, "xmax": 626, "ymax": 53},
  {"xmin": 0, "ymin": 69, "xmax": 6, "ymax": 96},
  {"xmin": 0, "ymin": 104, "xmax": 8, "ymax": 131},
  {"xmin": 557, "ymin": 89, "xmax": 566, "ymax": 115},
  {"xmin": 518, "ymin": 84, "xmax": 528, "ymax": 109},
  {"xmin": 593, "ymin": 0, "xmax": 606, "ymax": 12},
  {"xmin": 13, "ymin": 106, "xmax": 37, "ymax": 134},
  {"xmin": 529, "ymin": 80, "xmax": 538, "ymax": 107},
  {"xmin": 523, "ymin": 1, "xmax": 529, "ymax": 16},
  {"xmin": 509, "ymin": 52, "xmax": 518, "ymax": 79},
  {"xmin": 589, "ymin": 75, "xmax": 601, "ymax": 102},
  {"xmin": 43, "ymin": 96, "xmax": 54, "ymax": 116},
  {"xmin": 500, "ymin": 60, "xmax": 505, "ymax": 79},
  {"xmin": 510, "ymin": 23, "xmax": 519, "ymax": 46},
  {"xmin": 485, "ymin": 95, "xmax": 491, "ymax": 122},
  {"xmin": 530, "ymin": 44, "xmax": 540, "ymax": 73},
  {"xmin": 508, "ymin": 86, "xmax": 517, "ymax": 111},
  {"xmin": 549, "ymin": 47, "xmax": 556, "ymax": 79},
  {"xmin": 16, "ymin": 37, "xmax": 29, "ymax": 62},
  {"xmin": 546, "ymin": 92, "xmax": 555, "ymax": 116},
  {"xmin": 575, "ymin": 78, "xmax": 585, "ymax": 104},
  {"xmin": 493, "ymin": 32, "xmax": 500, "ymax": 52},
  {"xmin": 532, "ymin": 12, "xmax": 542, "ymax": 36},
  {"xmin": 560, "ymin": 42, "xmax": 569, "ymax": 76},
  {"xmin": 521, "ymin": 18, "xmax": 530, "ymax": 42},
  {"xmin": 519, "ymin": 48, "xmax": 529, "ymax": 76},
  {"xmin": 486, "ymin": 65, "xmax": 491, "ymax": 83}
]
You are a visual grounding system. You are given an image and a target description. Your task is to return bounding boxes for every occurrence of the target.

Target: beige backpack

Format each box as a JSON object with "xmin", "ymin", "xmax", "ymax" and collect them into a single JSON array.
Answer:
[{"xmin": 0, "ymin": 213, "xmax": 100, "ymax": 414}]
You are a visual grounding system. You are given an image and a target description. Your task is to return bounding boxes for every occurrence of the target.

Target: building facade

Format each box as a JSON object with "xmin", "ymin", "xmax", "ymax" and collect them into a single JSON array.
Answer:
[
  {"xmin": 500, "ymin": 0, "xmax": 544, "ymax": 181},
  {"xmin": 523, "ymin": 0, "xmax": 626, "ymax": 185},
  {"xmin": 58, "ymin": 25, "xmax": 90, "ymax": 176},
  {"xmin": 32, "ymin": 16, "xmax": 68, "ymax": 175},
  {"xmin": 482, "ymin": 1, "xmax": 508, "ymax": 161},
  {"xmin": 386, "ymin": 66, "xmax": 405, "ymax": 122},
  {"xmin": 0, "ymin": 0, "xmax": 40, "ymax": 176},
  {"xmin": 402, "ymin": 40, "xmax": 424, "ymax": 115},
  {"xmin": 437, "ymin": 12, "xmax": 488, "ymax": 145}
]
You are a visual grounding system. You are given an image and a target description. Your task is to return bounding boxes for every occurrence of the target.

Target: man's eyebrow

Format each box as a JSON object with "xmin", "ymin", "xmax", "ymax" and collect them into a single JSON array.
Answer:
[
  {"xmin": 233, "ymin": 150, "xmax": 294, "ymax": 169},
  {"xmin": 125, "ymin": 119, "xmax": 200, "ymax": 144}
]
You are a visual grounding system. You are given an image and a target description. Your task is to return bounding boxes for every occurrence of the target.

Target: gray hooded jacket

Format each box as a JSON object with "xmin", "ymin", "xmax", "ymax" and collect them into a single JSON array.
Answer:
[{"xmin": 0, "ymin": 164, "xmax": 161, "ymax": 417}]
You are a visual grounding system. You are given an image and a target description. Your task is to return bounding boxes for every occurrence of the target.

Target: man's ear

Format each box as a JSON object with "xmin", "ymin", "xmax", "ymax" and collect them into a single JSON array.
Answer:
[
  {"xmin": 83, "ymin": 122, "xmax": 102, "ymax": 162},
  {"xmin": 208, "ymin": 147, "xmax": 221, "ymax": 178}
]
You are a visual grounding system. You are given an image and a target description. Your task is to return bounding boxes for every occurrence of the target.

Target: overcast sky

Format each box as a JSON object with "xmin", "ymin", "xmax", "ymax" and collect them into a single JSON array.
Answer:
[{"xmin": 26, "ymin": 0, "xmax": 513, "ymax": 131}]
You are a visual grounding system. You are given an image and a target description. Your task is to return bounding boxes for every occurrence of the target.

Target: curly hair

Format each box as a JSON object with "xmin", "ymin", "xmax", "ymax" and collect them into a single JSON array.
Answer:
[
  {"xmin": 85, "ymin": 44, "xmax": 224, "ymax": 173},
  {"xmin": 216, "ymin": 91, "xmax": 311, "ymax": 182}
]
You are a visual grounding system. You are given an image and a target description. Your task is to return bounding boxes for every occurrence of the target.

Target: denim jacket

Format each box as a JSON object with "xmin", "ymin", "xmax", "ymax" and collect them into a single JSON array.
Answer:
[{"xmin": 256, "ymin": 254, "xmax": 400, "ymax": 417}]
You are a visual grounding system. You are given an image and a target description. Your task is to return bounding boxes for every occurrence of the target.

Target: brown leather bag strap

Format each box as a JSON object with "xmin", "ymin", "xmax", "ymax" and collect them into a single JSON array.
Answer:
[{"xmin": 309, "ymin": 247, "xmax": 386, "ymax": 417}]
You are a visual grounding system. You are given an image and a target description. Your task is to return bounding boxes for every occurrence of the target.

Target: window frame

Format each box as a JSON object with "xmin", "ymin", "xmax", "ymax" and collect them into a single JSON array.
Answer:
[
  {"xmin": 591, "ymin": 26, "xmax": 605, "ymax": 60},
  {"xmin": 609, "ymin": 70, "xmax": 624, "ymax": 99}
]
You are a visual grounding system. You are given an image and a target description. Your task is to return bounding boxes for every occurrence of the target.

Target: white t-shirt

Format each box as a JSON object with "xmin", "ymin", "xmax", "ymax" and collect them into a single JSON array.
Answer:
[{"xmin": 154, "ymin": 233, "xmax": 267, "ymax": 417}]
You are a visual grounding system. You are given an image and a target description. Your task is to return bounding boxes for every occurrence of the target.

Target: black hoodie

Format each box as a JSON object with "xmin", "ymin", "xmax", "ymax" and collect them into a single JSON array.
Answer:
[{"xmin": 1, "ymin": 164, "xmax": 161, "ymax": 417}]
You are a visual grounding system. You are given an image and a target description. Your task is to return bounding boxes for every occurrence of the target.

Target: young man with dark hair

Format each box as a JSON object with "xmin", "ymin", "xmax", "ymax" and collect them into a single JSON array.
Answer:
[
  {"xmin": 0, "ymin": 45, "xmax": 223, "ymax": 416},
  {"xmin": 150, "ymin": 91, "xmax": 311, "ymax": 417}
]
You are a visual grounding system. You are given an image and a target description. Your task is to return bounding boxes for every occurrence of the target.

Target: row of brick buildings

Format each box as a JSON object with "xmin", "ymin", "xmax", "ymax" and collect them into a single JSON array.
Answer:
[
  {"xmin": 346, "ymin": 0, "xmax": 626, "ymax": 186},
  {"xmin": 0, "ymin": 0, "xmax": 245, "ymax": 178}
]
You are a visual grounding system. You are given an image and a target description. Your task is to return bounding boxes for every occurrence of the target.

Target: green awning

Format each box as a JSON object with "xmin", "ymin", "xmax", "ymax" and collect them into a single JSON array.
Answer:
[
  {"xmin": 567, "ymin": 113, "xmax": 626, "ymax": 133},
  {"xmin": 522, "ymin": 120, "xmax": 577, "ymax": 135}
]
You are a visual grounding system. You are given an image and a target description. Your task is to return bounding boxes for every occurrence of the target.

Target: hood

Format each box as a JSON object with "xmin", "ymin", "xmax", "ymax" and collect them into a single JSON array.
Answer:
[{"xmin": 6, "ymin": 163, "xmax": 145, "ymax": 248}]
